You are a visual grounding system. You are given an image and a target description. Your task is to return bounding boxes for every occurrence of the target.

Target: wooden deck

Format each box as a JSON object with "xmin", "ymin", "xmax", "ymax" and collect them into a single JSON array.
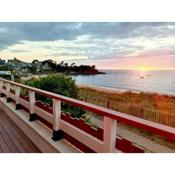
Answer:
[{"xmin": 0, "ymin": 109, "xmax": 41, "ymax": 153}]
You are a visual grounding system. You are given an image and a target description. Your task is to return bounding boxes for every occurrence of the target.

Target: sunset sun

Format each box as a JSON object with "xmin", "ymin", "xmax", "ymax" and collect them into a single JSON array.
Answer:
[
  {"xmin": 136, "ymin": 65, "xmax": 154, "ymax": 71},
  {"xmin": 139, "ymin": 66, "xmax": 146, "ymax": 71}
]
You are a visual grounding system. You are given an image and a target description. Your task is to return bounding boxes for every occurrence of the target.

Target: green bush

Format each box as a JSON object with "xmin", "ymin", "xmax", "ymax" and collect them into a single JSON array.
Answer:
[
  {"xmin": 25, "ymin": 74, "xmax": 85, "ymax": 118},
  {"xmin": 0, "ymin": 65, "xmax": 9, "ymax": 71},
  {"xmin": 0, "ymin": 74, "xmax": 11, "ymax": 80}
]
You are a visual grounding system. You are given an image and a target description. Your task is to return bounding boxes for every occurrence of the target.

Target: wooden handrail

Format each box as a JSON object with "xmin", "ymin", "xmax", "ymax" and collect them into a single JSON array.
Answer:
[{"xmin": 0, "ymin": 77, "xmax": 174, "ymax": 142}]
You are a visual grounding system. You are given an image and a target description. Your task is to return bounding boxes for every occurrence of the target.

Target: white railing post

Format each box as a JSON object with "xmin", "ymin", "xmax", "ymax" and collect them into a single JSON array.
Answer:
[
  {"xmin": 29, "ymin": 90, "xmax": 37, "ymax": 121},
  {"xmin": 6, "ymin": 83, "xmax": 11, "ymax": 102},
  {"xmin": 15, "ymin": 86, "xmax": 21, "ymax": 110},
  {"xmin": 103, "ymin": 116, "xmax": 117, "ymax": 152},
  {"xmin": 52, "ymin": 98, "xmax": 63, "ymax": 141},
  {"xmin": 0, "ymin": 81, "xmax": 3, "ymax": 96}
]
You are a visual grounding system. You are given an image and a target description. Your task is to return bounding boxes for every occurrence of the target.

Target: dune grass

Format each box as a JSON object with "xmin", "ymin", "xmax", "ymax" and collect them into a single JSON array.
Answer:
[
  {"xmin": 78, "ymin": 86, "xmax": 175, "ymax": 127},
  {"xmin": 78, "ymin": 86, "xmax": 175, "ymax": 150}
]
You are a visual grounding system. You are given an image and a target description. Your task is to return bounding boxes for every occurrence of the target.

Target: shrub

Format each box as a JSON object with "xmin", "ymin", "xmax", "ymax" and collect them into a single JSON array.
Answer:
[
  {"xmin": 0, "ymin": 65, "xmax": 9, "ymax": 71},
  {"xmin": 25, "ymin": 74, "xmax": 85, "ymax": 118}
]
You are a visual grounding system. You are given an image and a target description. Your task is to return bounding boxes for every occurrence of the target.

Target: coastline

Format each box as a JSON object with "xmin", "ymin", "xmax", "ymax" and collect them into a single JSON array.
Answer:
[
  {"xmin": 22, "ymin": 72, "xmax": 175, "ymax": 97},
  {"xmin": 78, "ymin": 84, "xmax": 128, "ymax": 94},
  {"xmin": 77, "ymin": 83, "xmax": 175, "ymax": 97}
]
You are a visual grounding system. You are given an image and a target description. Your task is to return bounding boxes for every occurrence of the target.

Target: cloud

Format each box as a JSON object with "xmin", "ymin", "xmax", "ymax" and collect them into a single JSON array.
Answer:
[{"xmin": 1, "ymin": 22, "xmax": 175, "ymax": 63}]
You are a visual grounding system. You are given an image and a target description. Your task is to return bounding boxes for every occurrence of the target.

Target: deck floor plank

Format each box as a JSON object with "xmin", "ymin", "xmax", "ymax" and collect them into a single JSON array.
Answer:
[
  {"xmin": 0, "ymin": 109, "xmax": 41, "ymax": 153},
  {"xmin": 1, "ymin": 110, "xmax": 40, "ymax": 152},
  {"xmin": 0, "ymin": 132, "xmax": 11, "ymax": 153},
  {"xmin": 0, "ymin": 111, "xmax": 32, "ymax": 153},
  {"xmin": 0, "ymin": 120, "xmax": 19, "ymax": 153},
  {"xmin": 0, "ymin": 113, "xmax": 27, "ymax": 153},
  {"xmin": 0, "ymin": 145, "xmax": 3, "ymax": 152}
]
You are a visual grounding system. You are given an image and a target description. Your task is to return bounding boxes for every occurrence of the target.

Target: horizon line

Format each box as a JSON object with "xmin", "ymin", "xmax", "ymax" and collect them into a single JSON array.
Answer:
[{"xmin": 99, "ymin": 68, "xmax": 175, "ymax": 71}]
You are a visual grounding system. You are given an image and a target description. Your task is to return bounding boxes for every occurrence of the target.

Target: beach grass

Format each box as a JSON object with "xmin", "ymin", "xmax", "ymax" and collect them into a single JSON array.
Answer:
[
  {"xmin": 78, "ymin": 86, "xmax": 175, "ymax": 150},
  {"xmin": 78, "ymin": 86, "xmax": 175, "ymax": 127}
]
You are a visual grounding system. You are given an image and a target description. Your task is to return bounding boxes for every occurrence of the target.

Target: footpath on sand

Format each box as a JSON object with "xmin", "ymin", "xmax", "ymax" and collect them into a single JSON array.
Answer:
[{"xmin": 91, "ymin": 116, "xmax": 175, "ymax": 153}]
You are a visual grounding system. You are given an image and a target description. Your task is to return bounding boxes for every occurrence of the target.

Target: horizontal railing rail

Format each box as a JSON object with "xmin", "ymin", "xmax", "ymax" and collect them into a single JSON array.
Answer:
[{"xmin": 0, "ymin": 77, "xmax": 174, "ymax": 153}]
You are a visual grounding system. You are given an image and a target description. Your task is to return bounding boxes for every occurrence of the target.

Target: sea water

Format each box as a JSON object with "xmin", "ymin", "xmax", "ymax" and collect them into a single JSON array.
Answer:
[{"xmin": 72, "ymin": 69, "xmax": 175, "ymax": 95}]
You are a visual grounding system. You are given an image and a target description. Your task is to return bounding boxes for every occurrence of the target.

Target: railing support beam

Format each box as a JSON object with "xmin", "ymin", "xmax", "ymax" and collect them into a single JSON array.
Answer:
[
  {"xmin": 103, "ymin": 116, "xmax": 117, "ymax": 152},
  {"xmin": 52, "ymin": 99, "xmax": 63, "ymax": 141},
  {"xmin": 6, "ymin": 83, "xmax": 11, "ymax": 103},
  {"xmin": 29, "ymin": 91, "xmax": 37, "ymax": 121},
  {"xmin": 15, "ymin": 86, "xmax": 22, "ymax": 110},
  {"xmin": 0, "ymin": 81, "xmax": 3, "ymax": 97}
]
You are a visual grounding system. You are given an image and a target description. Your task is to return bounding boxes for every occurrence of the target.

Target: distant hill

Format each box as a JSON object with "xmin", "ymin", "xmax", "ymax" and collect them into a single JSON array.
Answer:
[{"xmin": 40, "ymin": 60, "xmax": 105, "ymax": 75}]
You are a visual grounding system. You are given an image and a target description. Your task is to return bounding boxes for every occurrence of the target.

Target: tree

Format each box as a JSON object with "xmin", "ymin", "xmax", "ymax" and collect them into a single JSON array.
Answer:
[
  {"xmin": 32, "ymin": 59, "xmax": 39, "ymax": 64},
  {"xmin": 59, "ymin": 61, "xmax": 64, "ymax": 66},
  {"xmin": 70, "ymin": 63, "xmax": 75, "ymax": 67},
  {"xmin": 92, "ymin": 65, "xmax": 95, "ymax": 69},
  {"xmin": 64, "ymin": 63, "xmax": 68, "ymax": 67},
  {"xmin": 0, "ymin": 65, "xmax": 9, "ymax": 71},
  {"xmin": 28, "ymin": 65, "xmax": 37, "ymax": 74},
  {"xmin": 25, "ymin": 74, "xmax": 85, "ymax": 118}
]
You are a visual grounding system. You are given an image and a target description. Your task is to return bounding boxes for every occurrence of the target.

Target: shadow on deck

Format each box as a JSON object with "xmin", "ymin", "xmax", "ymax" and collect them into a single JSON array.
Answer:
[{"xmin": 0, "ymin": 109, "xmax": 40, "ymax": 153}]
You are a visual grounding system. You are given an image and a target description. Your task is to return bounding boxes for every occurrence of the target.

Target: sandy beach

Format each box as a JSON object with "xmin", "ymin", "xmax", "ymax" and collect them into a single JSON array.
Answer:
[
  {"xmin": 78, "ymin": 84, "xmax": 128, "ymax": 94},
  {"xmin": 78, "ymin": 83, "xmax": 175, "ymax": 97}
]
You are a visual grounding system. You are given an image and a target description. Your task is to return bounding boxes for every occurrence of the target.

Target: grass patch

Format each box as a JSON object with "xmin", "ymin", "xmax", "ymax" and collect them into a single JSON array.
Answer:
[{"xmin": 78, "ymin": 86, "xmax": 175, "ymax": 127}]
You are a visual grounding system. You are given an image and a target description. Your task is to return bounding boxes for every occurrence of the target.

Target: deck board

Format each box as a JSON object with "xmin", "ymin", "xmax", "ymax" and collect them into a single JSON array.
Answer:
[
  {"xmin": 0, "ymin": 109, "xmax": 41, "ymax": 153},
  {"xmin": 0, "ymin": 112, "xmax": 27, "ymax": 153},
  {"xmin": 0, "ymin": 121, "xmax": 19, "ymax": 152}
]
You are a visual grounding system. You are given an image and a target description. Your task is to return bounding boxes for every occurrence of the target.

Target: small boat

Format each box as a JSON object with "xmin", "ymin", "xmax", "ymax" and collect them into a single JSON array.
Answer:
[
  {"xmin": 140, "ymin": 76, "xmax": 144, "ymax": 79},
  {"xmin": 147, "ymin": 74, "xmax": 151, "ymax": 76}
]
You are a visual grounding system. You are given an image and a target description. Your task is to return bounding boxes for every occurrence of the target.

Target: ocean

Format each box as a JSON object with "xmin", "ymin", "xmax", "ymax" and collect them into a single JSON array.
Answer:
[{"xmin": 72, "ymin": 69, "xmax": 175, "ymax": 95}]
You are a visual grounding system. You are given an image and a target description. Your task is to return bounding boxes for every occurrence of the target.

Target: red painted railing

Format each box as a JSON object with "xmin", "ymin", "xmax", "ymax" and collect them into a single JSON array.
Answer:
[{"xmin": 0, "ymin": 78, "xmax": 174, "ymax": 153}]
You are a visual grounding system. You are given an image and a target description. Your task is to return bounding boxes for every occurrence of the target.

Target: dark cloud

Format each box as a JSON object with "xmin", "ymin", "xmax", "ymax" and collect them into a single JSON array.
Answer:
[
  {"xmin": 1, "ymin": 22, "xmax": 175, "ymax": 61},
  {"xmin": 0, "ymin": 22, "xmax": 175, "ymax": 47},
  {"xmin": 0, "ymin": 22, "xmax": 81, "ymax": 50},
  {"xmin": 77, "ymin": 22, "xmax": 175, "ymax": 39}
]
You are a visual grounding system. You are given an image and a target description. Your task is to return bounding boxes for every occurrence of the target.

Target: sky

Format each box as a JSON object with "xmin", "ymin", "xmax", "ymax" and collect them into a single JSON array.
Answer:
[{"xmin": 0, "ymin": 22, "xmax": 175, "ymax": 69}]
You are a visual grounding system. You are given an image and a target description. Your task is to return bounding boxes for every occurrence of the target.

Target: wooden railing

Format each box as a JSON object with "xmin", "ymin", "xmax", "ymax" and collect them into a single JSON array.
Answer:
[{"xmin": 0, "ymin": 77, "xmax": 174, "ymax": 153}]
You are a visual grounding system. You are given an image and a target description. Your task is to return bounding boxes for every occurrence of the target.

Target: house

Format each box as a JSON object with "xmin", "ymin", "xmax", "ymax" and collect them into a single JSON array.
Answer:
[{"xmin": 0, "ymin": 58, "xmax": 6, "ymax": 65}]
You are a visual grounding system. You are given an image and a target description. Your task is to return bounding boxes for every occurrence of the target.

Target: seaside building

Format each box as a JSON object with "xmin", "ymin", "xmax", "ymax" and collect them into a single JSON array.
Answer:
[
  {"xmin": 0, "ymin": 58, "xmax": 5, "ymax": 65},
  {"xmin": 8, "ymin": 58, "xmax": 38, "ymax": 77}
]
